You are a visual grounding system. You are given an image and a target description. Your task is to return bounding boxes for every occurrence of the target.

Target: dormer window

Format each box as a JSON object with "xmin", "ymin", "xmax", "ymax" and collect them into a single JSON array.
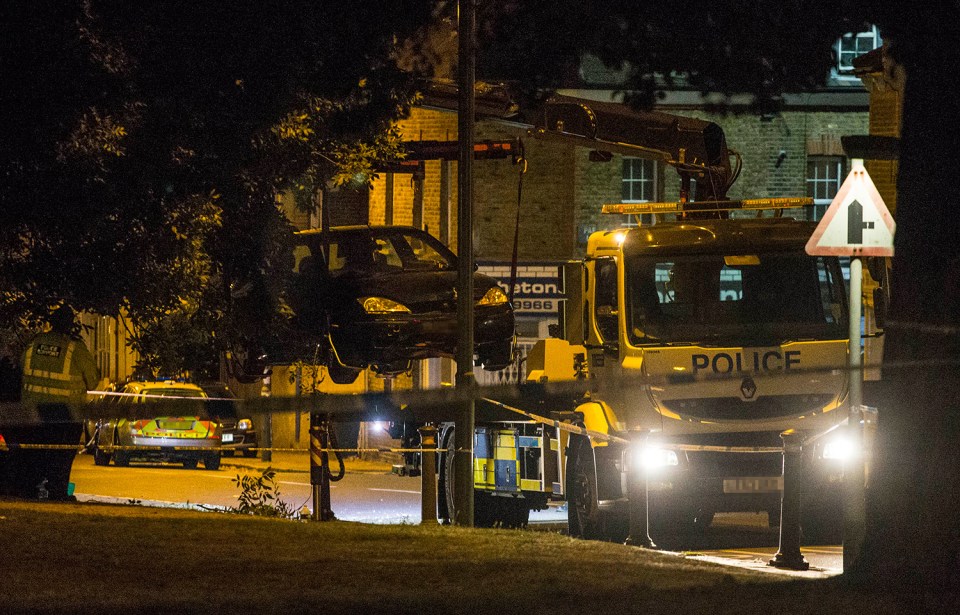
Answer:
[{"xmin": 836, "ymin": 26, "xmax": 881, "ymax": 75}]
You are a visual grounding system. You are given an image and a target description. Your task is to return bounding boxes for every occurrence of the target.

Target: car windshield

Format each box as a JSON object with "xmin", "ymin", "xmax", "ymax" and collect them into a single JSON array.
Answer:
[
  {"xmin": 624, "ymin": 252, "xmax": 847, "ymax": 346},
  {"xmin": 296, "ymin": 229, "xmax": 456, "ymax": 278}
]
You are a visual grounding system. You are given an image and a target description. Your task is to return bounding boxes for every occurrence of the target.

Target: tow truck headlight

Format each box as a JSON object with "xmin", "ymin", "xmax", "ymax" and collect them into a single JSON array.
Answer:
[
  {"xmin": 237, "ymin": 419, "xmax": 252, "ymax": 431},
  {"xmin": 631, "ymin": 445, "xmax": 679, "ymax": 470},
  {"xmin": 477, "ymin": 287, "xmax": 509, "ymax": 306},
  {"xmin": 359, "ymin": 297, "xmax": 411, "ymax": 314},
  {"xmin": 822, "ymin": 437, "xmax": 857, "ymax": 461}
]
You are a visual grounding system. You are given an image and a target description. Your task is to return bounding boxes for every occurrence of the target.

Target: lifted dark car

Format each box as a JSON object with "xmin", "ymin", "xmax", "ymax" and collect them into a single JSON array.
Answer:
[{"xmin": 284, "ymin": 225, "xmax": 515, "ymax": 383}]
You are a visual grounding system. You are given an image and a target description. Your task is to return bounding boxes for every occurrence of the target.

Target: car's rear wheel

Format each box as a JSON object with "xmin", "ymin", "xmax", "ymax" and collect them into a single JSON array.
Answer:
[
  {"xmin": 92, "ymin": 442, "xmax": 111, "ymax": 466},
  {"xmin": 203, "ymin": 453, "xmax": 221, "ymax": 470},
  {"xmin": 183, "ymin": 458, "xmax": 199, "ymax": 470},
  {"xmin": 112, "ymin": 431, "xmax": 129, "ymax": 467}
]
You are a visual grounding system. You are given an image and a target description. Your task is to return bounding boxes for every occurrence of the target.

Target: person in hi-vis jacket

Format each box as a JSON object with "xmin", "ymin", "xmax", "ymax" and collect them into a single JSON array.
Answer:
[{"xmin": 9, "ymin": 306, "xmax": 101, "ymax": 499}]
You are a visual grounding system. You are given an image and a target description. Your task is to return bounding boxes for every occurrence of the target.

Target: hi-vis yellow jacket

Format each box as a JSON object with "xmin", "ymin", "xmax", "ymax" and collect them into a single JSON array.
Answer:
[{"xmin": 20, "ymin": 331, "xmax": 99, "ymax": 408}]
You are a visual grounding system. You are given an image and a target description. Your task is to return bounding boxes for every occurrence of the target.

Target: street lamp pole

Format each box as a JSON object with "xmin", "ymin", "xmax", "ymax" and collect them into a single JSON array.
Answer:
[{"xmin": 454, "ymin": 0, "xmax": 476, "ymax": 527}]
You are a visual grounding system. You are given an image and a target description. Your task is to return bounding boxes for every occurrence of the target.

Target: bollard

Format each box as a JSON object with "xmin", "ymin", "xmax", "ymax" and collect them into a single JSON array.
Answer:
[
  {"xmin": 418, "ymin": 425, "xmax": 438, "ymax": 525},
  {"xmin": 624, "ymin": 430, "xmax": 656, "ymax": 549},
  {"xmin": 769, "ymin": 429, "xmax": 809, "ymax": 570},
  {"xmin": 309, "ymin": 412, "xmax": 335, "ymax": 521}
]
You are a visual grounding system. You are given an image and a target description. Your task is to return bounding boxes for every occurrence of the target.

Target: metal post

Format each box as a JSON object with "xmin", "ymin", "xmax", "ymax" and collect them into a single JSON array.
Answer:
[
  {"xmin": 844, "ymin": 255, "xmax": 866, "ymax": 571},
  {"xmin": 385, "ymin": 173, "xmax": 394, "ymax": 225},
  {"xmin": 453, "ymin": 0, "xmax": 476, "ymax": 528},
  {"xmin": 260, "ymin": 375, "xmax": 272, "ymax": 462},
  {"xmin": 419, "ymin": 425, "xmax": 438, "ymax": 525},
  {"xmin": 440, "ymin": 160, "xmax": 451, "ymax": 246},
  {"xmin": 294, "ymin": 364, "xmax": 302, "ymax": 443},
  {"xmin": 769, "ymin": 429, "xmax": 809, "ymax": 570},
  {"xmin": 624, "ymin": 431, "xmax": 655, "ymax": 548},
  {"xmin": 310, "ymin": 412, "xmax": 335, "ymax": 521}
]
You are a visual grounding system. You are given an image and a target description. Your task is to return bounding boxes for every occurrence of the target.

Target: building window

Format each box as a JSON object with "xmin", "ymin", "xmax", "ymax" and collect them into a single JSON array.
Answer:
[
  {"xmin": 806, "ymin": 156, "xmax": 845, "ymax": 220},
  {"xmin": 836, "ymin": 26, "xmax": 881, "ymax": 74},
  {"xmin": 622, "ymin": 157, "xmax": 656, "ymax": 202}
]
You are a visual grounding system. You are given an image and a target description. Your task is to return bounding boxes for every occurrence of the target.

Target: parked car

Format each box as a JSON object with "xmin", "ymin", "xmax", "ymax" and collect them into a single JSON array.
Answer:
[
  {"xmin": 283, "ymin": 225, "xmax": 516, "ymax": 383},
  {"xmin": 90, "ymin": 381, "xmax": 222, "ymax": 470},
  {"xmin": 198, "ymin": 381, "xmax": 258, "ymax": 458}
]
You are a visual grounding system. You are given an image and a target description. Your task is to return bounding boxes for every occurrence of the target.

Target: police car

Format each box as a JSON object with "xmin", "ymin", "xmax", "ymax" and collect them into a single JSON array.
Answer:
[{"xmin": 89, "ymin": 381, "xmax": 222, "ymax": 470}]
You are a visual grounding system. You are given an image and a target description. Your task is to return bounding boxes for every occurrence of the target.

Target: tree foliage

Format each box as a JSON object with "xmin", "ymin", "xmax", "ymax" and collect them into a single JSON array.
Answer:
[{"xmin": 0, "ymin": 1, "xmax": 435, "ymax": 374}]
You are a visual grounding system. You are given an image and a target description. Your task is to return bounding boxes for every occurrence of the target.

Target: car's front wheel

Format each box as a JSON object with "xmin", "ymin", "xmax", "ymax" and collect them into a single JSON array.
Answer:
[
  {"xmin": 203, "ymin": 453, "xmax": 221, "ymax": 470},
  {"xmin": 327, "ymin": 361, "xmax": 362, "ymax": 385},
  {"xmin": 478, "ymin": 341, "xmax": 513, "ymax": 372}
]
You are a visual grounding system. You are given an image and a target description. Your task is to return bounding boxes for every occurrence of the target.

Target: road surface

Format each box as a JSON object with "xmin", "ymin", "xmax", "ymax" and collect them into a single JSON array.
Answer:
[{"xmin": 68, "ymin": 451, "xmax": 841, "ymax": 576}]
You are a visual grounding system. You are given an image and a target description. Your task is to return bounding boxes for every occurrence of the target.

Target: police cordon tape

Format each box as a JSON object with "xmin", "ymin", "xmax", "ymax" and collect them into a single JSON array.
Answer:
[{"xmin": 0, "ymin": 357, "xmax": 909, "ymax": 427}]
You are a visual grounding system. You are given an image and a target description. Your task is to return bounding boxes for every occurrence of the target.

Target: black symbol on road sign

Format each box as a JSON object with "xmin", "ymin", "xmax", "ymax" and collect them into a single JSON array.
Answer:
[
  {"xmin": 848, "ymin": 200, "xmax": 863, "ymax": 244},
  {"xmin": 846, "ymin": 200, "xmax": 875, "ymax": 245}
]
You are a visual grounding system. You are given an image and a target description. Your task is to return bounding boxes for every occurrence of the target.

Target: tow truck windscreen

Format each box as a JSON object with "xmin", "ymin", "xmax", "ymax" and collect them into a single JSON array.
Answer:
[{"xmin": 624, "ymin": 253, "xmax": 847, "ymax": 346}]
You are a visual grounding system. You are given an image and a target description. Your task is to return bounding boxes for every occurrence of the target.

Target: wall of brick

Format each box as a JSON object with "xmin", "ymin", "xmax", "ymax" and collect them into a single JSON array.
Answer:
[{"xmin": 365, "ymin": 103, "xmax": 868, "ymax": 263}]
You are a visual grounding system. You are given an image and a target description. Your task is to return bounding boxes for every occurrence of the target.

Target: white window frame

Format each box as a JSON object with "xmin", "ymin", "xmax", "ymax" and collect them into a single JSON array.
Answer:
[
  {"xmin": 835, "ymin": 25, "xmax": 881, "ymax": 76},
  {"xmin": 622, "ymin": 157, "xmax": 657, "ymax": 203},
  {"xmin": 806, "ymin": 155, "xmax": 846, "ymax": 220}
]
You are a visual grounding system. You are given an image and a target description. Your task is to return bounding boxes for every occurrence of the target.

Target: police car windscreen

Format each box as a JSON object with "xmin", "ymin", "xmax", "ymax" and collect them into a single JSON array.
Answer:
[{"xmin": 625, "ymin": 253, "xmax": 847, "ymax": 345}]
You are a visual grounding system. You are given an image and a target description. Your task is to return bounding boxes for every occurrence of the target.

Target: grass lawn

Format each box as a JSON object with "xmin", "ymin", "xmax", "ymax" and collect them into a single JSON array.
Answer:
[{"xmin": 0, "ymin": 499, "xmax": 931, "ymax": 614}]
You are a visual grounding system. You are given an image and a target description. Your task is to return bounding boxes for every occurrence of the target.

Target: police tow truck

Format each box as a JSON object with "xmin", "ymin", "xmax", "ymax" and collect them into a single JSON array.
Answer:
[{"xmin": 432, "ymin": 96, "xmax": 882, "ymax": 539}]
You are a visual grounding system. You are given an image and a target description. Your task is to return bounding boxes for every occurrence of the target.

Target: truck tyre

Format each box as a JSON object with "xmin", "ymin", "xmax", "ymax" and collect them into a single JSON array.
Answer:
[
  {"xmin": 567, "ymin": 435, "xmax": 604, "ymax": 540},
  {"xmin": 438, "ymin": 426, "xmax": 494, "ymax": 526}
]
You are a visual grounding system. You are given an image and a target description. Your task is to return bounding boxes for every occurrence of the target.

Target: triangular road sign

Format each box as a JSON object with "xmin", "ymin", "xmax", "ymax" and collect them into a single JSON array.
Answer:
[{"xmin": 806, "ymin": 160, "xmax": 895, "ymax": 257}]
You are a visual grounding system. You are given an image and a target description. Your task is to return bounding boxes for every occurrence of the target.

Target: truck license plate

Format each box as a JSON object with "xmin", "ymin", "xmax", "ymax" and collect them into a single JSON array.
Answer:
[{"xmin": 722, "ymin": 477, "xmax": 782, "ymax": 493}]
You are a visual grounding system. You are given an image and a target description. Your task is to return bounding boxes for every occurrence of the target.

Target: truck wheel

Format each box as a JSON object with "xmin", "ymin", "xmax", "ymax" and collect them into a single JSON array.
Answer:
[
  {"xmin": 441, "ymin": 428, "xmax": 458, "ymax": 524},
  {"xmin": 567, "ymin": 435, "xmax": 603, "ymax": 540}
]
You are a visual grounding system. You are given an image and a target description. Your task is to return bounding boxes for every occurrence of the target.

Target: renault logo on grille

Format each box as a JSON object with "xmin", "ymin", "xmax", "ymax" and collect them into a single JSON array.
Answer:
[{"xmin": 740, "ymin": 376, "xmax": 757, "ymax": 399}]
